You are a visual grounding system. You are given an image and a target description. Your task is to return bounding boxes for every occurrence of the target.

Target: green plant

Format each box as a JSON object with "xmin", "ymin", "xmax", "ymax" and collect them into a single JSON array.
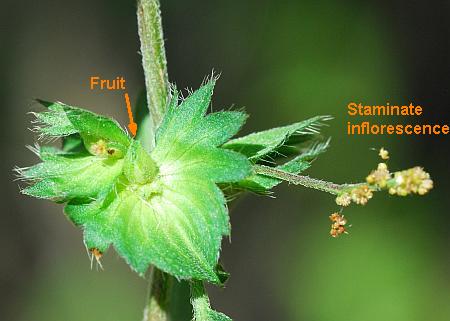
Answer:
[{"xmin": 16, "ymin": 1, "xmax": 433, "ymax": 320}]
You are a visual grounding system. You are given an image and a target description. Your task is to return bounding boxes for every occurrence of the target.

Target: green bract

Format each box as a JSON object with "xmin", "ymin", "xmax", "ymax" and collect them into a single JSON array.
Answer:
[
  {"xmin": 21, "ymin": 101, "xmax": 130, "ymax": 201},
  {"xmin": 18, "ymin": 79, "xmax": 331, "ymax": 287},
  {"xmin": 223, "ymin": 115, "xmax": 331, "ymax": 161},
  {"xmin": 20, "ymin": 80, "xmax": 251, "ymax": 284}
]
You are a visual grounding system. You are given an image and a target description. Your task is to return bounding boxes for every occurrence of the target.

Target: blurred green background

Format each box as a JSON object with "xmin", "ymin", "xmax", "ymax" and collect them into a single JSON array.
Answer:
[{"xmin": 1, "ymin": 0, "xmax": 449, "ymax": 320}]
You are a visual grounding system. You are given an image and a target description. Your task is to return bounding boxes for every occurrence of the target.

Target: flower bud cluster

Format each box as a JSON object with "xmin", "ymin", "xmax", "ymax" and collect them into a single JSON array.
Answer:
[
  {"xmin": 389, "ymin": 166, "xmax": 433, "ymax": 196},
  {"xmin": 335, "ymin": 184, "xmax": 373, "ymax": 207},
  {"xmin": 329, "ymin": 213, "xmax": 348, "ymax": 238},
  {"xmin": 366, "ymin": 162, "xmax": 390, "ymax": 188},
  {"xmin": 331, "ymin": 148, "xmax": 432, "ymax": 237}
]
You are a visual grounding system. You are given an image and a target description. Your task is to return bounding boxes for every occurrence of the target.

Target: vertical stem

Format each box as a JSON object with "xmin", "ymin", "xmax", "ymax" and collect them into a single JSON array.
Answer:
[
  {"xmin": 136, "ymin": 1, "xmax": 171, "ymax": 320},
  {"xmin": 137, "ymin": 0, "xmax": 169, "ymax": 150},
  {"xmin": 190, "ymin": 281, "xmax": 212, "ymax": 320},
  {"xmin": 190, "ymin": 281, "xmax": 231, "ymax": 321},
  {"xmin": 143, "ymin": 267, "xmax": 173, "ymax": 321}
]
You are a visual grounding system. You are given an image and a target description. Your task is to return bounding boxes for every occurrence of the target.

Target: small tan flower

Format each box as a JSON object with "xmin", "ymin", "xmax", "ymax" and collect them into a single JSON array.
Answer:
[
  {"xmin": 389, "ymin": 166, "xmax": 433, "ymax": 196},
  {"xmin": 350, "ymin": 185, "xmax": 373, "ymax": 205},
  {"xmin": 366, "ymin": 162, "xmax": 391, "ymax": 188},
  {"xmin": 329, "ymin": 213, "xmax": 348, "ymax": 238},
  {"xmin": 335, "ymin": 193, "xmax": 351, "ymax": 206},
  {"xmin": 379, "ymin": 147, "xmax": 389, "ymax": 160}
]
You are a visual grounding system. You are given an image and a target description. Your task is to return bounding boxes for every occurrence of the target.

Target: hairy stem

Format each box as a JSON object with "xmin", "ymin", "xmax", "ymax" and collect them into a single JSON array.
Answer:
[
  {"xmin": 137, "ymin": 1, "xmax": 172, "ymax": 320},
  {"xmin": 254, "ymin": 165, "xmax": 362, "ymax": 195},
  {"xmin": 137, "ymin": 0, "xmax": 169, "ymax": 150},
  {"xmin": 190, "ymin": 280, "xmax": 231, "ymax": 320},
  {"xmin": 190, "ymin": 281, "xmax": 208, "ymax": 320},
  {"xmin": 143, "ymin": 268, "xmax": 173, "ymax": 321}
]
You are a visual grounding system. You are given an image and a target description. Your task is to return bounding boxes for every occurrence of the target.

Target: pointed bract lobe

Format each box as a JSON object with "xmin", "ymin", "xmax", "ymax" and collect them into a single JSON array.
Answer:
[
  {"xmin": 33, "ymin": 100, "xmax": 130, "ymax": 153},
  {"xmin": 223, "ymin": 115, "xmax": 332, "ymax": 161},
  {"xmin": 19, "ymin": 145, "xmax": 124, "ymax": 201}
]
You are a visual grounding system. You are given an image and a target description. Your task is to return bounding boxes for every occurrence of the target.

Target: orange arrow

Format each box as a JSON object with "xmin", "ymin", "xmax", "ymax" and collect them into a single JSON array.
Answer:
[{"xmin": 124, "ymin": 92, "xmax": 137, "ymax": 136}]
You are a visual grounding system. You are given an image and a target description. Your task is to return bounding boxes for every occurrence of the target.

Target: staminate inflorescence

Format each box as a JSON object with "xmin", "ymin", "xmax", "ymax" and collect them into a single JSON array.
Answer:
[{"xmin": 330, "ymin": 148, "xmax": 433, "ymax": 238}]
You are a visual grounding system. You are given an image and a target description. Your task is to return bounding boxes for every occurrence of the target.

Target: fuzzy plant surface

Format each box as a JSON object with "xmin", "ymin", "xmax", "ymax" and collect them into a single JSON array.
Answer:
[
  {"xmin": 17, "ymin": 76, "xmax": 346, "ymax": 319},
  {"xmin": 18, "ymin": 77, "xmax": 332, "ymax": 274},
  {"xmin": 17, "ymin": 1, "xmax": 434, "ymax": 320}
]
